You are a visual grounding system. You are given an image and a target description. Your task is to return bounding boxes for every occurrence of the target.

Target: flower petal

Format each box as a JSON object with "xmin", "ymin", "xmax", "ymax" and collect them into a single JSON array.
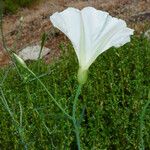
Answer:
[
  {"xmin": 80, "ymin": 7, "xmax": 134, "ymax": 68},
  {"xmin": 50, "ymin": 8, "xmax": 81, "ymax": 61},
  {"xmin": 80, "ymin": 7, "xmax": 109, "ymax": 69},
  {"xmin": 92, "ymin": 17, "xmax": 134, "ymax": 63}
]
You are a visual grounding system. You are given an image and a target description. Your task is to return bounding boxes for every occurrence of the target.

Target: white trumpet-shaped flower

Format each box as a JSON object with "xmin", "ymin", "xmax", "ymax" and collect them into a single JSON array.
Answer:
[{"xmin": 50, "ymin": 7, "xmax": 134, "ymax": 84}]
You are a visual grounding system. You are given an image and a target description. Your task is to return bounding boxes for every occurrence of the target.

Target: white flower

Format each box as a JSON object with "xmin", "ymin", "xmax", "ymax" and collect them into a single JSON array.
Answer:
[{"xmin": 50, "ymin": 7, "xmax": 134, "ymax": 84}]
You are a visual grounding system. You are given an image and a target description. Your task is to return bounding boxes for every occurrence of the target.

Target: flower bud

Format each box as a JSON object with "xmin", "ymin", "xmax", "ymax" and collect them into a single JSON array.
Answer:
[
  {"xmin": 13, "ymin": 53, "xmax": 27, "ymax": 68},
  {"xmin": 77, "ymin": 68, "xmax": 88, "ymax": 85}
]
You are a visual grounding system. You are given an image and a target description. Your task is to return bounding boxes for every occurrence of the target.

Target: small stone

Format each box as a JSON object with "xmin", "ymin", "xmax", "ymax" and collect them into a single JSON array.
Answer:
[
  {"xmin": 18, "ymin": 45, "xmax": 50, "ymax": 61},
  {"xmin": 144, "ymin": 29, "xmax": 150, "ymax": 40}
]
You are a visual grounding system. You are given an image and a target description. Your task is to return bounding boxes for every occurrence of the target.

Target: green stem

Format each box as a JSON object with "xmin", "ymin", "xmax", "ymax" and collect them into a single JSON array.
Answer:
[
  {"xmin": 26, "ymin": 68, "xmax": 72, "ymax": 120},
  {"xmin": 0, "ymin": 6, "xmax": 10, "ymax": 53},
  {"xmin": 0, "ymin": 87, "xmax": 18, "ymax": 124},
  {"xmin": 72, "ymin": 85, "xmax": 82, "ymax": 150},
  {"xmin": 140, "ymin": 90, "xmax": 150, "ymax": 150},
  {"xmin": 0, "ymin": 87, "xmax": 28, "ymax": 150}
]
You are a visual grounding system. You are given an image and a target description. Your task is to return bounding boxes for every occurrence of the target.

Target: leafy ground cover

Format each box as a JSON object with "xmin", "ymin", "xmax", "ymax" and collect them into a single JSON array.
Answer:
[{"xmin": 0, "ymin": 35, "xmax": 150, "ymax": 149}]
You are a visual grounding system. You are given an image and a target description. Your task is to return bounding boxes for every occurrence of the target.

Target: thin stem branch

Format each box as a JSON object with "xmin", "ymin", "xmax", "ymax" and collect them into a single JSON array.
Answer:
[
  {"xmin": 0, "ymin": 87, "xmax": 17, "ymax": 124},
  {"xmin": 0, "ymin": 7, "xmax": 9, "ymax": 53},
  {"xmin": 26, "ymin": 68, "xmax": 72, "ymax": 120},
  {"xmin": 0, "ymin": 87, "xmax": 28, "ymax": 149}
]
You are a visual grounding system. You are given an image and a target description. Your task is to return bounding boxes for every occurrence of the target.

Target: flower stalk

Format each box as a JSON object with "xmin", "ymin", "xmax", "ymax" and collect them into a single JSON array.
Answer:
[{"xmin": 72, "ymin": 85, "xmax": 82, "ymax": 150}]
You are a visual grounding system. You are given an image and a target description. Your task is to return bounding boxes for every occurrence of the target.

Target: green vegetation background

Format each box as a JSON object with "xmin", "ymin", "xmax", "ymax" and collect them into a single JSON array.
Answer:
[
  {"xmin": 0, "ymin": 35, "xmax": 150, "ymax": 149},
  {"xmin": 3, "ymin": 0, "xmax": 39, "ymax": 13}
]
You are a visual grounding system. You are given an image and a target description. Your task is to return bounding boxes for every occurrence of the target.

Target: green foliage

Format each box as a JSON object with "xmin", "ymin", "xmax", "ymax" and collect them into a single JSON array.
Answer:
[
  {"xmin": 3, "ymin": 0, "xmax": 39, "ymax": 13},
  {"xmin": 16, "ymin": 0, "xmax": 38, "ymax": 7},
  {"xmin": 0, "ymin": 35, "xmax": 150, "ymax": 149},
  {"xmin": 3, "ymin": 0, "xmax": 18, "ymax": 13}
]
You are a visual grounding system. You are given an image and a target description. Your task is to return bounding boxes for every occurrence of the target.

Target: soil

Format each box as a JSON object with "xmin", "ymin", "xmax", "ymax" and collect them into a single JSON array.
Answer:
[{"xmin": 0, "ymin": 0, "xmax": 150, "ymax": 66}]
